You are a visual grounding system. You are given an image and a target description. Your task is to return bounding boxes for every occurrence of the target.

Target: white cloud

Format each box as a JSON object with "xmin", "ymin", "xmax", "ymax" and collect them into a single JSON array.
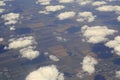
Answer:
[
  {"xmin": 92, "ymin": 1, "xmax": 106, "ymax": 6},
  {"xmin": 1, "ymin": 13, "xmax": 20, "ymax": 25},
  {"xmin": 105, "ymin": 36, "xmax": 120, "ymax": 56},
  {"xmin": 44, "ymin": 52, "xmax": 49, "ymax": 55},
  {"xmin": 45, "ymin": 5, "xmax": 65, "ymax": 12},
  {"xmin": 82, "ymin": 56, "xmax": 98, "ymax": 74},
  {"xmin": 39, "ymin": 10, "xmax": 49, "ymax": 14},
  {"xmin": 8, "ymin": 36, "xmax": 40, "ymax": 60},
  {"xmin": 49, "ymin": 55, "xmax": 60, "ymax": 62},
  {"xmin": 9, "ymin": 26, "xmax": 16, "ymax": 31},
  {"xmin": 36, "ymin": 0, "xmax": 51, "ymax": 5},
  {"xmin": 96, "ymin": 5, "xmax": 120, "ymax": 13},
  {"xmin": 39, "ymin": 5, "xmax": 65, "ymax": 14},
  {"xmin": 0, "ymin": 38, "xmax": 4, "ymax": 42},
  {"xmin": 26, "ymin": 65, "xmax": 64, "ymax": 80},
  {"xmin": 0, "ymin": 1, "xmax": 6, "ymax": 6},
  {"xmin": 116, "ymin": 71, "xmax": 120, "ymax": 79},
  {"xmin": 57, "ymin": 11, "xmax": 76, "ymax": 20},
  {"xmin": 59, "ymin": 0, "xmax": 74, "ymax": 3},
  {"xmin": 0, "ymin": 9, "xmax": 5, "ymax": 13},
  {"xmin": 105, "ymin": 0, "xmax": 115, "ymax": 2},
  {"xmin": 20, "ymin": 46, "xmax": 39, "ymax": 60},
  {"xmin": 77, "ymin": 0, "xmax": 91, "ymax": 6},
  {"xmin": 76, "ymin": 11, "xmax": 96, "ymax": 22},
  {"xmin": 56, "ymin": 36, "xmax": 67, "ymax": 42},
  {"xmin": 117, "ymin": 16, "xmax": 120, "ymax": 22},
  {"xmin": 8, "ymin": 36, "xmax": 36, "ymax": 49},
  {"xmin": 81, "ymin": 25, "xmax": 117, "ymax": 44}
]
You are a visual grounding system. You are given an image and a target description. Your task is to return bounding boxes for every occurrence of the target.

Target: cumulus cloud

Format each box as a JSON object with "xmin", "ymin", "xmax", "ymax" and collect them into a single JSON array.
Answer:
[
  {"xmin": 105, "ymin": 0, "xmax": 114, "ymax": 2},
  {"xmin": 77, "ymin": 0, "xmax": 91, "ymax": 6},
  {"xmin": 0, "ymin": 38, "xmax": 4, "ymax": 42},
  {"xmin": 39, "ymin": 10, "xmax": 49, "ymax": 14},
  {"xmin": 20, "ymin": 46, "xmax": 39, "ymax": 60},
  {"xmin": 1, "ymin": 13, "xmax": 20, "ymax": 25},
  {"xmin": 57, "ymin": 11, "xmax": 76, "ymax": 20},
  {"xmin": 7, "ymin": 36, "xmax": 40, "ymax": 60},
  {"xmin": 0, "ymin": 9, "xmax": 5, "ymax": 13},
  {"xmin": 56, "ymin": 36, "xmax": 67, "ymax": 42},
  {"xmin": 96, "ymin": 5, "xmax": 120, "ymax": 13},
  {"xmin": 92, "ymin": 1, "xmax": 106, "ymax": 6},
  {"xmin": 39, "ymin": 5, "xmax": 65, "ymax": 14},
  {"xmin": 117, "ymin": 16, "xmax": 120, "ymax": 22},
  {"xmin": 81, "ymin": 25, "xmax": 117, "ymax": 44},
  {"xmin": 45, "ymin": 5, "xmax": 65, "ymax": 12},
  {"xmin": 0, "ymin": 1, "xmax": 6, "ymax": 6},
  {"xmin": 116, "ymin": 71, "xmax": 120, "ymax": 78},
  {"xmin": 49, "ymin": 55, "xmax": 60, "ymax": 62},
  {"xmin": 105, "ymin": 36, "xmax": 120, "ymax": 56},
  {"xmin": 76, "ymin": 11, "xmax": 96, "ymax": 22},
  {"xmin": 82, "ymin": 56, "xmax": 98, "ymax": 74},
  {"xmin": 26, "ymin": 65, "xmax": 64, "ymax": 80},
  {"xmin": 59, "ymin": 0, "xmax": 74, "ymax": 3},
  {"xmin": 9, "ymin": 26, "xmax": 16, "ymax": 31},
  {"xmin": 8, "ymin": 36, "xmax": 36, "ymax": 49},
  {"xmin": 36, "ymin": 0, "xmax": 51, "ymax": 5}
]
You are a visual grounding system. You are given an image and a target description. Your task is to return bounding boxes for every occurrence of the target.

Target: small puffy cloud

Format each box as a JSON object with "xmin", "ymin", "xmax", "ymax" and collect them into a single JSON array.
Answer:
[
  {"xmin": 8, "ymin": 36, "xmax": 39, "ymax": 60},
  {"xmin": 39, "ymin": 10, "xmax": 49, "ymax": 14},
  {"xmin": 9, "ymin": 26, "xmax": 16, "ymax": 31},
  {"xmin": 76, "ymin": 11, "xmax": 96, "ymax": 22},
  {"xmin": 49, "ymin": 55, "xmax": 60, "ymax": 62},
  {"xmin": 36, "ymin": 0, "xmax": 51, "ymax": 5},
  {"xmin": 26, "ymin": 65, "xmax": 64, "ymax": 80},
  {"xmin": 44, "ymin": 52, "xmax": 49, "ymax": 55},
  {"xmin": 8, "ymin": 36, "xmax": 36, "ymax": 49},
  {"xmin": 0, "ymin": 9, "xmax": 5, "ymax": 13},
  {"xmin": 59, "ymin": 0, "xmax": 74, "ymax": 3},
  {"xmin": 56, "ymin": 36, "xmax": 67, "ymax": 42},
  {"xmin": 20, "ymin": 46, "xmax": 39, "ymax": 60},
  {"xmin": 117, "ymin": 16, "xmax": 120, "ymax": 22},
  {"xmin": 92, "ymin": 1, "xmax": 106, "ymax": 6},
  {"xmin": 116, "ymin": 71, "xmax": 120, "ymax": 78},
  {"xmin": 81, "ymin": 25, "xmax": 117, "ymax": 44},
  {"xmin": 45, "ymin": 5, "xmax": 65, "ymax": 12},
  {"xmin": 96, "ymin": 5, "xmax": 120, "ymax": 13},
  {"xmin": 39, "ymin": 5, "xmax": 65, "ymax": 15},
  {"xmin": 77, "ymin": 0, "xmax": 91, "ymax": 6},
  {"xmin": 105, "ymin": 36, "xmax": 120, "ymax": 56},
  {"xmin": 105, "ymin": 0, "xmax": 114, "ymax": 2},
  {"xmin": 1, "ymin": 13, "xmax": 20, "ymax": 25},
  {"xmin": 0, "ymin": 38, "xmax": 4, "ymax": 42},
  {"xmin": 0, "ymin": 1, "xmax": 6, "ymax": 6},
  {"xmin": 82, "ymin": 56, "xmax": 98, "ymax": 74},
  {"xmin": 57, "ymin": 11, "xmax": 76, "ymax": 20}
]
